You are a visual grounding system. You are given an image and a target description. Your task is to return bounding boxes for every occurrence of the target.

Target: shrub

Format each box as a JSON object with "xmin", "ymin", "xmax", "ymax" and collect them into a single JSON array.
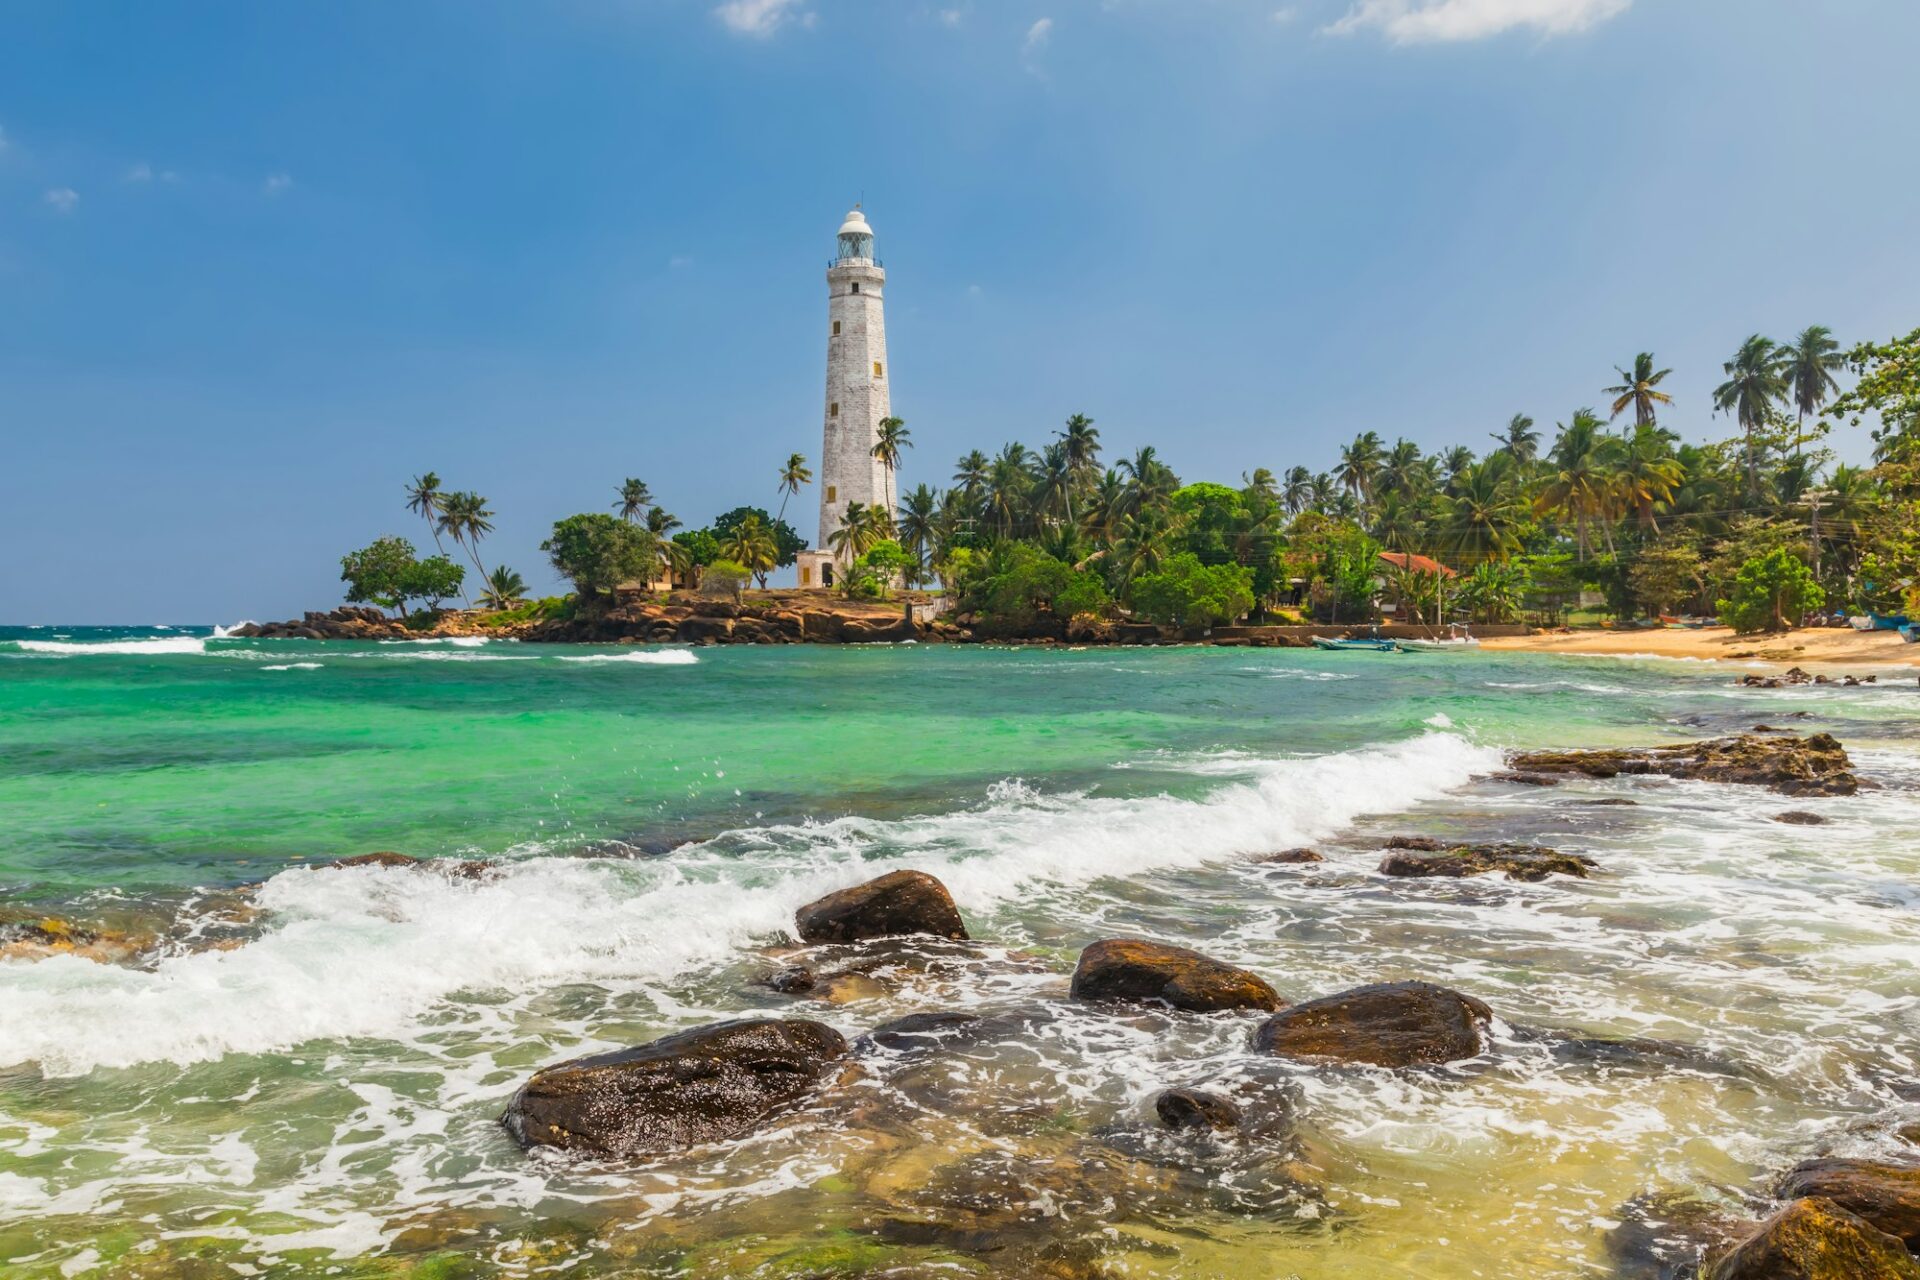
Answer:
[
  {"xmin": 542, "ymin": 513, "xmax": 655, "ymax": 599},
  {"xmin": 1717, "ymin": 548, "xmax": 1824, "ymax": 634},
  {"xmin": 961, "ymin": 543, "xmax": 1108, "ymax": 635},
  {"xmin": 703, "ymin": 559, "xmax": 751, "ymax": 601}
]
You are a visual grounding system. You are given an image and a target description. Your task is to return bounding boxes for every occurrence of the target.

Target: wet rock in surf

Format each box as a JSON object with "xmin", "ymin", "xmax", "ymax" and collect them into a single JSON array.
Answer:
[
  {"xmin": 1508, "ymin": 733, "xmax": 1859, "ymax": 797},
  {"xmin": 1379, "ymin": 842, "xmax": 1596, "ymax": 882},
  {"xmin": 502, "ymin": 1018, "xmax": 848, "ymax": 1158},
  {"xmin": 765, "ymin": 964, "xmax": 816, "ymax": 994},
  {"xmin": 1773, "ymin": 811, "xmax": 1828, "ymax": 825},
  {"xmin": 1154, "ymin": 1088, "xmax": 1243, "ymax": 1133},
  {"xmin": 1069, "ymin": 939, "xmax": 1282, "ymax": 1013},
  {"xmin": 325, "ymin": 851, "xmax": 421, "ymax": 869},
  {"xmin": 1511, "ymin": 1026, "xmax": 1751, "ymax": 1077},
  {"xmin": 795, "ymin": 870, "xmax": 969, "ymax": 944},
  {"xmin": 1382, "ymin": 835, "xmax": 1447, "ymax": 851},
  {"xmin": 1253, "ymin": 981, "xmax": 1491, "ymax": 1067},
  {"xmin": 1604, "ymin": 1191, "xmax": 1753, "ymax": 1280},
  {"xmin": 321, "ymin": 851, "xmax": 496, "ymax": 879},
  {"xmin": 0, "ymin": 915, "xmax": 152, "ymax": 965},
  {"xmin": 1777, "ymin": 1158, "xmax": 1920, "ymax": 1249},
  {"xmin": 1484, "ymin": 770, "xmax": 1562, "ymax": 786},
  {"xmin": 1252, "ymin": 848, "xmax": 1324, "ymax": 864},
  {"xmin": 1702, "ymin": 1196, "xmax": 1920, "ymax": 1280},
  {"xmin": 855, "ymin": 1008, "xmax": 1058, "ymax": 1056}
]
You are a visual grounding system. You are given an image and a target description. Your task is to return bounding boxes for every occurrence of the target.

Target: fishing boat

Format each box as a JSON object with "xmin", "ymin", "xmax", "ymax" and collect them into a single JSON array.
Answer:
[
  {"xmin": 1311, "ymin": 636, "xmax": 1402, "ymax": 652},
  {"xmin": 1901, "ymin": 622, "xmax": 1919, "ymax": 644},
  {"xmin": 1399, "ymin": 624, "xmax": 1481, "ymax": 652}
]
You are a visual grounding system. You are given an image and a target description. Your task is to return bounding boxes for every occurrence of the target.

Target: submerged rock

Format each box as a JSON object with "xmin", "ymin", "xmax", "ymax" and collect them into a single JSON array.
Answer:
[
  {"xmin": 795, "ymin": 871, "xmax": 969, "ymax": 944},
  {"xmin": 1069, "ymin": 939, "xmax": 1282, "ymax": 1013},
  {"xmin": 1703, "ymin": 1196, "xmax": 1920, "ymax": 1280},
  {"xmin": 0, "ymin": 915, "xmax": 153, "ymax": 965},
  {"xmin": 1777, "ymin": 1158, "xmax": 1920, "ymax": 1249},
  {"xmin": 324, "ymin": 851, "xmax": 421, "ymax": 869},
  {"xmin": 1773, "ymin": 811, "xmax": 1829, "ymax": 826},
  {"xmin": 1382, "ymin": 835, "xmax": 1447, "ymax": 851},
  {"xmin": 501, "ymin": 1018, "xmax": 848, "ymax": 1158},
  {"xmin": 1253, "ymin": 981, "xmax": 1491, "ymax": 1067},
  {"xmin": 1605, "ymin": 1191, "xmax": 1753, "ymax": 1280},
  {"xmin": 1252, "ymin": 848, "xmax": 1325, "ymax": 865},
  {"xmin": 1508, "ymin": 733, "xmax": 1859, "ymax": 797},
  {"xmin": 1379, "ymin": 842, "xmax": 1596, "ymax": 882},
  {"xmin": 1154, "ymin": 1088, "xmax": 1243, "ymax": 1133},
  {"xmin": 1484, "ymin": 770, "xmax": 1562, "ymax": 786},
  {"xmin": 1581, "ymin": 797, "xmax": 1639, "ymax": 806}
]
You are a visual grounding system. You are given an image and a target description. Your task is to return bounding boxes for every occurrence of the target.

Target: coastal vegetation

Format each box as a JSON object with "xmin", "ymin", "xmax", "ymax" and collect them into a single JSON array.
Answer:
[{"xmin": 353, "ymin": 324, "xmax": 1918, "ymax": 640}]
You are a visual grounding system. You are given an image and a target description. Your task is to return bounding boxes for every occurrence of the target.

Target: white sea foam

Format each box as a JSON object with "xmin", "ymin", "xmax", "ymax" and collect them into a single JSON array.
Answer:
[
  {"xmin": 10, "ymin": 636, "xmax": 209, "ymax": 657},
  {"xmin": 212, "ymin": 622, "xmax": 255, "ymax": 638},
  {"xmin": 556, "ymin": 649, "xmax": 700, "ymax": 666},
  {"xmin": 261, "ymin": 663, "xmax": 323, "ymax": 672},
  {"xmin": 0, "ymin": 733, "xmax": 1494, "ymax": 1076}
]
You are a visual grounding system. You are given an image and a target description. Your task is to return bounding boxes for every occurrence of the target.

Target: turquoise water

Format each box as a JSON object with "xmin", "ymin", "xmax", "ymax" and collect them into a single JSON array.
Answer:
[{"xmin": 3, "ymin": 628, "xmax": 1919, "ymax": 1278}]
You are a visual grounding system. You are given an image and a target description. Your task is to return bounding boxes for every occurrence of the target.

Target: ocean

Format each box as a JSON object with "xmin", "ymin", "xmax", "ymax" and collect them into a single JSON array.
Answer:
[{"xmin": 2, "ymin": 627, "xmax": 1918, "ymax": 1278}]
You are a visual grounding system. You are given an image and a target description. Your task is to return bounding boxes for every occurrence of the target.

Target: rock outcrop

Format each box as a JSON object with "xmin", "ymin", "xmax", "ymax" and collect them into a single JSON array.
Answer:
[
  {"xmin": 229, "ymin": 607, "xmax": 415, "ymax": 640},
  {"xmin": 1702, "ymin": 1197, "xmax": 1920, "ymax": 1280},
  {"xmin": 1253, "ymin": 981, "xmax": 1492, "ymax": 1067},
  {"xmin": 502, "ymin": 1018, "xmax": 848, "ymax": 1158},
  {"xmin": 1774, "ymin": 811, "xmax": 1829, "ymax": 826},
  {"xmin": 1069, "ymin": 939, "xmax": 1282, "ymax": 1013},
  {"xmin": 1508, "ymin": 733, "xmax": 1859, "ymax": 797},
  {"xmin": 1252, "ymin": 848, "xmax": 1325, "ymax": 865},
  {"xmin": 1777, "ymin": 1159, "xmax": 1920, "ymax": 1249},
  {"xmin": 1154, "ymin": 1088, "xmax": 1244, "ymax": 1133},
  {"xmin": 1379, "ymin": 842, "xmax": 1596, "ymax": 882},
  {"xmin": 794, "ymin": 871, "xmax": 969, "ymax": 945}
]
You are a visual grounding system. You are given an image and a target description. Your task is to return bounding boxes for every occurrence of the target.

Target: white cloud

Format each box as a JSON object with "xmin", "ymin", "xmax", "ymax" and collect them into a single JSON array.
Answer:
[
  {"xmin": 938, "ymin": 7, "xmax": 964, "ymax": 27},
  {"xmin": 1023, "ymin": 16, "xmax": 1053, "ymax": 53},
  {"xmin": 126, "ymin": 161, "xmax": 153, "ymax": 183},
  {"xmin": 44, "ymin": 187, "xmax": 79, "ymax": 214},
  {"xmin": 715, "ymin": 0, "xmax": 809, "ymax": 37},
  {"xmin": 1325, "ymin": 0, "xmax": 1629, "ymax": 42},
  {"xmin": 263, "ymin": 172, "xmax": 293, "ymax": 196}
]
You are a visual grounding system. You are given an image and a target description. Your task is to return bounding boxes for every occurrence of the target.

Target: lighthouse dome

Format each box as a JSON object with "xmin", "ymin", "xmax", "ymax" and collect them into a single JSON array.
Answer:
[{"xmin": 837, "ymin": 208, "xmax": 872, "ymax": 238}]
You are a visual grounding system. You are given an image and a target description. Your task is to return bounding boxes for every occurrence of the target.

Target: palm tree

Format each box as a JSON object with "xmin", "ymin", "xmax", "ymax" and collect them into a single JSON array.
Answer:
[
  {"xmin": 828, "ymin": 502, "xmax": 890, "ymax": 564},
  {"xmin": 1119, "ymin": 445, "xmax": 1176, "ymax": 515},
  {"xmin": 1489, "ymin": 414, "xmax": 1540, "ymax": 465},
  {"xmin": 721, "ymin": 514, "xmax": 779, "ymax": 588},
  {"xmin": 986, "ymin": 448, "xmax": 1034, "ymax": 538},
  {"xmin": 614, "ymin": 478, "xmax": 653, "ymax": 524},
  {"xmin": 1714, "ymin": 334, "xmax": 1788, "ymax": 496},
  {"xmin": 658, "ymin": 536, "xmax": 696, "ymax": 589},
  {"xmin": 478, "ymin": 566, "xmax": 527, "ymax": 611},
  {"xmin": 1536, "ymin": 412, "xmax": 1610, "ymax": 560},
  {"xmin": 897, "ymin": 483, "xmax": 939, "ymax": 581},
  {"xmin": 645, "ymin": 507, "xmax": 682, "ymax": 537},
  {"xmin": 952, "ymin": 450, "xmax": 990, "ymax": 501},
  {"xmin": 437, "ymin": 490, "xmax": 495, "ymax": 584},
  {"xmin": 1056, "ymin": 414, "xmax": 1101, "ymax": 481},
  {"xmin": 871, "ymin": 417, "xmax": 912, "ymax": 505},
  {"xmin": 1458, "ymin": 560, "xmax": 1526, "ymax": 624},
  {"xmin": 1438, "ymin": 446, "xmax": 1476, "ymax": 493},
  {"xmin": 1034, "ymin": 442, "xmax": 1075, "ymax": 525},
  {"xmin": 1780, "ymin": 325, "xmax": 1846, "ymax": 452},
  {"xmin": 1111, "ymin": 507, "xmax": 1174, "ymax": 589},
  {"xmin": 1605, "ymin": 352, "xmax": 1675, "ymax": 426},
  {"xmin": 1081, "ymin": 468, "xmax": 1128, "ymax": 546},
  {"xmin": 1308, "ymin": 472, "xmax": 1338, "ymax": 513},
  {"xmin": 1377, "ymin": 439, "xmax": 1425, "ymax": 498},
  {"xmin": 1609, "ymin": 423, "xmax": 1684, "ymax": 533},
  {"xmin": 405, "ymin": 472, "xmax": 446, "ymax": 553},
  {"xmin": 1440, "ymin": 457, "xmax": 1527, "ymax": 561},
  {"xmin": 1369, "ymin": 493, "xmax": 1423, "ymax": 553},
  {"xmin": 1282, "ymin": 466, "xmax": 1314, "ymax": 514},
  {"xmin": 1334, "ymin": 431, "xmax": 1385, "ymax": 504},
  {"xmin": 1243, "ymin": 467, "xmax": 1280, "ymax": 504},
  {"xmin": 775, "ymin": 453, "xmax": 812, "ymax": 523}
]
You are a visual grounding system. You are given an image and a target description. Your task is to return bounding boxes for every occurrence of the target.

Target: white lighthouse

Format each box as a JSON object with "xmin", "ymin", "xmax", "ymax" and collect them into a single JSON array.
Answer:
[{"xmin": 796, "ymin": 207, "xmax": 893, "ymax": 589}]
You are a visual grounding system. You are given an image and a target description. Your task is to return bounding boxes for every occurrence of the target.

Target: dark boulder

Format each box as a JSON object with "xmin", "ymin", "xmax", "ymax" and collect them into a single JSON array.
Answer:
[
  {"xmin": 501, "ymin": 1018, "xmax": 847, "ymax": 1158},
  {"xmin": 1253, "ymin": 848, "xmax": 1325, "ymax": 865},
  {"xmin": 794, "ymin": 870, "xmax": 968, "ymax": 944},
  {"xmin": 1702, "ymin": 1196, "xmax": 1920, "ymax": 1280},
  {"xmin": 1383, "ymin": 835, "xmax": 1446, "ymax": 851},
  {"xmin": 1253, "ymin": 981, "xmax": 1491, "ymax": 1067},
  {"xmin": 1581, "ymin": 797, "xmax": 1639, "ymax": 806},
  {"xmin": 1604, "ymin": 1191, "xmax": 1753, "ymax": 1280},
  {"xmin": 675, "ymin": 616, "xmax": 735, "ymax": 644},
  {"xmin": 1508, "ymin": 733, "xmax": 1859, "ymax": 797},
  {"xmin": 1485, "ymin": 770, "xmax": 1562, "ymax": 786},
  {"xmin": 1379, "ymin": 842, "xmax": 1596, "ymax": 882},
  {"xmin": 1154, "ymin": 1088, "xmax": 1243, "ymax": 1133},
  {"xmin": 766, "ymin": 964, "xmax": 816, "ymax": 994},
  {"xmin": 1777, "ymin": 1159, "xmax": 1920, "ymax": 1249},
  {"xmin": 1773, "ymin": 811, "xmax": 1828, "ymax": 826},
  {"xmin": 1069, "ymin": 939, "xmax": 1281, "ymax": 1013}
]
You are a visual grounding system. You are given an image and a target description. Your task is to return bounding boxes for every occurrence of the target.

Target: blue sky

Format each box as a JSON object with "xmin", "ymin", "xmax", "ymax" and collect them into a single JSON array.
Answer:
[{"xmin": 4, "ymin": 0, "xmax": 1917, "ymax": 623}]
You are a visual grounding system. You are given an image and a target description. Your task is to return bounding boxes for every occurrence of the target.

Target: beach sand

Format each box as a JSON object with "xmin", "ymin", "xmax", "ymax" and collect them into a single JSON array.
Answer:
[{"xmin": 1482, "ymin": 625, "xmax": 1920, "ymax": 669}]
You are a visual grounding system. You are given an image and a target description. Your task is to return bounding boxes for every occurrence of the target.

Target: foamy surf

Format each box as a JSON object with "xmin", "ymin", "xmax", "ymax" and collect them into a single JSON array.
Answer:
[
  {"xmin": 0, "ymin": 733, "xmax": 1492, "ymax": 1076},
  {"xmin": 9, "ymin": 636, "xmax": 210, "ymax": 657},
  {"xmin": 556, "ymin": 649, "xmax": 700, "ymax": 665}
]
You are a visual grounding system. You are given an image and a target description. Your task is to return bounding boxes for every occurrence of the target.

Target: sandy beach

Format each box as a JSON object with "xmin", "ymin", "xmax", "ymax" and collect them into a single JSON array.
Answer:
[{"xmin": 1482, "ymin": 625, "xmax": 1920, "ymax": 669}]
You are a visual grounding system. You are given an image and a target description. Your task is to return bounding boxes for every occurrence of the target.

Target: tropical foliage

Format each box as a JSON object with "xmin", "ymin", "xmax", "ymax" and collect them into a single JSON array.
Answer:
[{"xmin": 340, "ymin": 537, "xmax": 465, "ymax": 617}]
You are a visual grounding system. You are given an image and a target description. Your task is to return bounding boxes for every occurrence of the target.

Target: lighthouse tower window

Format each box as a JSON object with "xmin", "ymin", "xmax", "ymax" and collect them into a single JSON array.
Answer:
[
  {"xmin": 832, "ymin": 320, "xmax": 841, "ymax": 335},
  {"xmin": 873, "ymin": 361, "xmax": 884, "ymax": 378},
  {"xmin": 850, "ymin": 282, "xmax": 860, "ymax": 293},
  {"xmin": 829, "ymin": 402, "xmax": 839, "ymax": 417}
]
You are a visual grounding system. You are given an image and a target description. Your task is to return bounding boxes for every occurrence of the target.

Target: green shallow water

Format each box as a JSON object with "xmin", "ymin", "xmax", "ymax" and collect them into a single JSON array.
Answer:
[{"xmin": 3, "ymin": 628, "xmax": 1920, "ymax": 1279}]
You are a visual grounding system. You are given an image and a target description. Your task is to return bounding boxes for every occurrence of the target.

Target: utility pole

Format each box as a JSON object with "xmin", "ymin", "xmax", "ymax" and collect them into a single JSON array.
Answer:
[{"xmin": 1803, "ymin": 489, "xmax": 1833, "ymax": 582}]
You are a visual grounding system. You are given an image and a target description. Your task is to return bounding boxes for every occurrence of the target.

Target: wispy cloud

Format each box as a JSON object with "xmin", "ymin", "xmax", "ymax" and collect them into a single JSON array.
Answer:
[
  {"xmin": 1325, "ymin": 0, "xmax": 1630, "ymax": 42},
  {"xmin": 262, "ymin": 172, "xmax": 293, "ymax": 196},
  {"xmin": 44, "ymin": 187, "xmax": 79, "ymax": 214},
  {"xmin": 1023, "ymin": 15, "xmax": 1053, "ymax": 54},
  {"xmin": 715, "ymin": 0, "xmax": 811, "ymax": 37},
  {"xmin": 937, "ymin": 7, "xmax": 965, "ymax": 27}
]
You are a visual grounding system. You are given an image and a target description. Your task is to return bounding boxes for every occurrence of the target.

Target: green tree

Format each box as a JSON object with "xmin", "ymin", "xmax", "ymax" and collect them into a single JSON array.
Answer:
[
  {"xmin": 340, "ymin": 536, "xmax": 465, "ymax": 618},
  {"xmin": 479, "ymin": 565, "xmax": 528, "ymax": 610},
  {"xmin": 1780, "ymin": 325, "xmax": 1845, "ymax": 435},
  {"xmin": 542, "ymin": 513, "xmax": 655, "ymax": 600},
  {"xmin": 404, "ymin": 472, "xmax": 446, "ymax": 553},
  {"xmin": 1127, "ymin": 553, "xmax": 1255, "ymax": 628},
  {"xmin": 711, "ymin": 506, "xmax": 807, "ymax": 568},
  {"xmin": 704, "ymin": 558, "xmax": 750, "ymax": 602},
  {"xmin": 614, "ymin": 478, "xmax": 653, "ymax": 524},
  {"xmin": 1456, "ymin": 560, "xmax": 1529, "ymax": 624},
  {"xmin": 1717, "ymin": 547, "xmax": 1824, "ymax": 634},
  {"xmin": 775, "ymin": 453, "xmax": 812, "ymax": 523},
  {"xmin": 1605, "ymin": 352, "xmax": 1675, "ymax": 426},
  {"xmin": 1627, "ymin": 543, "xmax": 1706, "ymax": 618},
  {"xmin": 872, "ymin": 417, "xmax": 911, "ymax": 498},
  {"xmin": 1490, "ymin": 413, "xmax": 1540, "ymax": 464},
  {"xmin": 1714, "ymin": 334, "xmax": 1788, "ymax": 496},
  {"xmin": 720, "ymin": 514, "xmax": 779, "ymax": 588},
  {"xmin": 436, "ymin": 490, "xmax": 495, "ymax": 589}
]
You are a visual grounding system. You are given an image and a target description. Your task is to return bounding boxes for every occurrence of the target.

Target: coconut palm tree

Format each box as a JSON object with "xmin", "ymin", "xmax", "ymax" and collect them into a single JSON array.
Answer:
[
  {"xmin": 437, "ymin": 490, "xmax": 495, "ymax": 585},
  {"xmin": 1369, "ymin": 492, "xmax": 1423, "ymax": 553},
  {"xmin": 986, "ymin": 448, "xmax": 1034, "ymax": 538},
  {"xmin": 828, "ymin": 502, "xmax": 890, "ymax": 564},
  {"xmin": 1243, "ymin": 467, "xmax": 1280, "ymax": 505},
  {"xmin": 478, "ymin": 566, "xmax": 528, "ymax": 611},
  {"xmin": 1714, "ymin": 334, "xmax": 1788, "ymax": 496},
  {"xmin": 405, "ymin": 472, "xmax": 446, "ymax": 553},
  {"xmin": 1282, "ymin": 466, "xmax": 1314, "ymax": 514},
  {"xmin": 952, "ymin": 450, "xmax": 990, "ymax": 502},
  {"xmin": 871, "ymin": 417, "xmax": 912, "ymax": 501},
  {"xmin": 645, "ymin": 507, "xmax": 682, "ymax": 537},
  {"xmin": 775, "ymin": 453, "xmax": 812, "ymax": 523},
  {"xmin": 1780, "ymin": 326, "xmax": 1846, "ymax": 454},
  {"xmin": 614, "ymin": 478, "xmax": 653, "ymax": 524},
  {"xmin": 658, "ymin": 536, "xmax": 695, "ymax": 589},
  {"xmin": 1056, "ymin": 414, "xmax": 1101, "ymax": 481},
  {"xmin": 1605, "ymin": 352, "xmax": 1675, "ymax": 426},
  {"xmin": 1081, "ymin": 468, "xmax": 1128, "ymax": 546},
  {"xmin": 1458, "ymin": 560, "xmax": 1526, "ymax": 623},
  {"xmin": 1536, "ymin": 412, "xmax": 1610, "ymax": 560},
  {"xmin": 721, "ymin": 514, "xmax": 779, "ymax": 588},
  {"xmin": 1119, "ymin": 445, "xmax": 1176, "ymax": 515},
  {"xmin": 897, "ymin": 483, "xmax": 939, "ymax": 581},
  {"xmin": 1489, "ymin": 414, "xmax": 1540, "ymax": 465},
  {"xmin": 1034, "ymin": 442, "xmax": 1075, "ymax": 525},
  {"xmin": 1376, "ymin": 439, "xmax": 1425, "ymax": 499},
  {"xmin": 1308, "ymin": 472, "xmax": 1338, "ymax": 513},
  {"xmin": 1609, "ymin": 423, "xmax": 1684, "ymax": 533},
  {"xmin": 1335, "ymin": 432, "xmax": 1385, "ymax": 504},
  {"xmin": 1440, "ymin": 457, "xmax": 1528, "ymax": 561}
]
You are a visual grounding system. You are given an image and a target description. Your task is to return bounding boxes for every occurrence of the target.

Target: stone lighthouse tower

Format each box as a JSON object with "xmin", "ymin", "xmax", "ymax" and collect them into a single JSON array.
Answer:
[{"xmin": 797, "ymin": 206, "xmax": 893, "ymax": 589}]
